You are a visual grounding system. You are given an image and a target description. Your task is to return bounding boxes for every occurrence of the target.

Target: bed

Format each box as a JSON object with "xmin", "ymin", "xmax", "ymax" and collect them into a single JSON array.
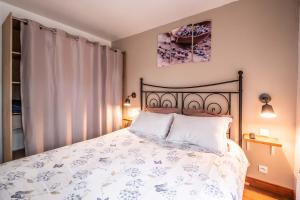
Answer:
[
  {"xmin": 0, "ymin": 128, "xmax": 248, "ymax": 200},
  {"xmin": 0, "ymin": 71, "xmax": 248, "ymax": 200}
]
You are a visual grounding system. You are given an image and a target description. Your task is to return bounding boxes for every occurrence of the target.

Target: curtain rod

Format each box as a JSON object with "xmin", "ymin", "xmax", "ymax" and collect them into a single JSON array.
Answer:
[
  {"xmin": 13, "ymin": 16, "xmax": 56, "ymax": 33},
  {"xmin": 12, "ymin": 16, "xmax": 122, "ymax": 53},
  {"xmin": 13, "ymin": 16, "xmax": 92, "ymax": 42}
]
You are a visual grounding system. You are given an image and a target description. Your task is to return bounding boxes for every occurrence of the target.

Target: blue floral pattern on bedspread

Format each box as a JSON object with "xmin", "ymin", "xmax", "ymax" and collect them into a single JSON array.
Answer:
[{"xmin": 0, "ymin": 129, "xmax": 248, "ymax": 200}]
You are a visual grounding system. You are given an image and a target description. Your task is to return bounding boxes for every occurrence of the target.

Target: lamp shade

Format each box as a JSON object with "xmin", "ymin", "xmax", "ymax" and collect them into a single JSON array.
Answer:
[
  {"xmin": 124, "ymin": 92, "xmax": 136, "ymax": 107},
  {"xmin": 124, "ymin": 98, "xmax": 131, "ymax": 107},
  {"xmin": 260, "ymin": 103, "xmax": 276, "ymax": 118}
]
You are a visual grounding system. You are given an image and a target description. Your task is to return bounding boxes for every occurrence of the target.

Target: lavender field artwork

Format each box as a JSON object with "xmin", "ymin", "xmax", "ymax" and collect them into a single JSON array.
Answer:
[{"xmin": 157, "ymin": 21, "xmax": 211, "ymax": 67}]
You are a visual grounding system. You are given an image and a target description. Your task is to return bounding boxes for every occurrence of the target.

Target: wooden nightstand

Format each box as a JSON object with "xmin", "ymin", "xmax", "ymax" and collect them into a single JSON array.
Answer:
[
  {"xmin": 243, "ymin": 133, "xmax": 282, "ymax": 155},
  {"xmin": 122, "ymin": 118, "xmax": 132, "ymax": 128}
]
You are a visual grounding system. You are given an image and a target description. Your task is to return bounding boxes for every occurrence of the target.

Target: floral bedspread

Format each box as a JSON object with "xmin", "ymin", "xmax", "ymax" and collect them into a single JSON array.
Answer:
[{"xmin": 0, "ymin": 129, "xmax": 248, "ymax": 200}]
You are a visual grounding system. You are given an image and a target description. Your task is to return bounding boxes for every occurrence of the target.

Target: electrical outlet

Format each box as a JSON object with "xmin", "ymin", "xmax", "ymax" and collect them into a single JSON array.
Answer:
[{"xmin": 258, "ymin": 165, "xmax": 268, "ymax": 174}]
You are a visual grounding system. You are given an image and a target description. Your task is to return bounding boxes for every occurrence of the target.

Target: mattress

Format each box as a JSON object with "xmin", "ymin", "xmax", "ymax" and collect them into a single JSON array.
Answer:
[{"xmin": 0, "ymin": 128, "xmax": 248, "ymax": 200}]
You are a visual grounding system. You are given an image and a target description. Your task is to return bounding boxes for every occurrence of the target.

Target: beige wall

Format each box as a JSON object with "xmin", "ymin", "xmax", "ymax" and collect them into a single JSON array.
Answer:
[
  {"xmin": 113, "ymin": 0, "xmax": 299, "ymax": 189},
  {"xmin": 296, "ymin": 4, "xmax": 300, "ymax": 195}
]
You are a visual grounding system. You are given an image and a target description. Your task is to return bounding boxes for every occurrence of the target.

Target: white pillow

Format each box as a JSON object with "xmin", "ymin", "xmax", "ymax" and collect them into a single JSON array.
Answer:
[
  {"xmin": 129, "ymin": 111, "xmax": 174, "ymax": 139},
  {"xmin": 166, "ymin": 114, "xmax": 232, "ymax": 155}
]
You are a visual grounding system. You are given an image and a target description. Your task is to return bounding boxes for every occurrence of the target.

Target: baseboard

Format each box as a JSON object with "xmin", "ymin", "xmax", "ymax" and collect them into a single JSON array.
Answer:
[{"xmin": 246, "ymin": 176, "xmax": 295, "ymax": 200}]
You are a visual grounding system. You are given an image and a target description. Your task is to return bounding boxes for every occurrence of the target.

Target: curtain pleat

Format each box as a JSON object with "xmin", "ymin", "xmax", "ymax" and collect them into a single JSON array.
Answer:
[{"xmin": 21, "ymin": 21, "xmax": 123, "ymax": 156}]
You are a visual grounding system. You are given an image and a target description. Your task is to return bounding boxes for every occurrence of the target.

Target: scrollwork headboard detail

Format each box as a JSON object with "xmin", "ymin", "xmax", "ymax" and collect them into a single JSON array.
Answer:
[{"xmin": 140, "ymin": 71, "xmax": 243, "ymax": 146}]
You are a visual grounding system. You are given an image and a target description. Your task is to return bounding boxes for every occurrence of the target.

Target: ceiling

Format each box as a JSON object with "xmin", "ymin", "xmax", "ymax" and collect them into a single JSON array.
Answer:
[{"xmin": 1, "ymin": 0, "xmax": 237, "ymax": 41}]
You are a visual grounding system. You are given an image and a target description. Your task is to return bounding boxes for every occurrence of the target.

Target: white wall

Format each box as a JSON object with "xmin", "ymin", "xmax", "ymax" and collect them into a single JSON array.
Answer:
[{"xmin": 0, "ymin": 1, "xmax": 111, "ymax": 163}]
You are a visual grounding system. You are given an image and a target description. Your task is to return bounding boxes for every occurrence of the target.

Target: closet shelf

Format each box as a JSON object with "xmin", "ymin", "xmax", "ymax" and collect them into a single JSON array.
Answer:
[
  {"xmin": 12, "ymin": 113, "xmax": 22, "ymax": 115},
  {"xmin": 12, "ymin": 128, "xmax": 23, "ymax": 133},
  {"xmin": 12, "ymin": 82, "xmax": 21, "ymax": 85},
  {"xmin": 12, "ymin": 51, "xmax": 21, "ymax": 60},
  {"xmin": 12, "ymin": 51, "xmax": 21, "ymax": 55}
]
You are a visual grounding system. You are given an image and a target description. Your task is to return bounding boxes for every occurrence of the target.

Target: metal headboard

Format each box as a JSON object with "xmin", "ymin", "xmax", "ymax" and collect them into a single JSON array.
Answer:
[{"xmin": 140, "ymin": 71, "xmax": 243, "ymax": 146}]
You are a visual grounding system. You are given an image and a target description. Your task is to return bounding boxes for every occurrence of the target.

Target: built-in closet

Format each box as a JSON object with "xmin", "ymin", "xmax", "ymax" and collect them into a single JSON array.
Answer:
[
  {"xmin": 2, "ymin": 13, "xmax": 25, "ymax": 162},
  {"xmin": 2, "ymin": 13, "xmax": 123, "ymax": 162}
]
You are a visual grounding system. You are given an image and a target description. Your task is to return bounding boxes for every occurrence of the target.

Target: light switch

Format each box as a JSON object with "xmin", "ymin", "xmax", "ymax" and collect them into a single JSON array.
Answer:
[{"xmin": 260, "ymin": 128, "xmax": 270, "ymax": 136}]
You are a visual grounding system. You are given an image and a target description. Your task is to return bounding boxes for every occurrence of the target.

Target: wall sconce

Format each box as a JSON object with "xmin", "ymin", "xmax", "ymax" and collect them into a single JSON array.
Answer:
[
  {"xmin": 124, "ymin": 92, "xmax": 136, "ymax": 107},
  {"xmin": 259, "ymin": 93, "xmax": 276, "ymax": 118}
]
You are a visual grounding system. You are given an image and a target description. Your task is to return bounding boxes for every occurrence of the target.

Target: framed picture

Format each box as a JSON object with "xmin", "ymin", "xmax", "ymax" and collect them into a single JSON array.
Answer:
[
  {"xmin": 170, "ymin": 24, "xmax": 193, "ymax": 65},
  {"xmin": 157, "ymin": 33, "xmax": 171, "ymax": 67},
  {"xmin": 157, "ymin": 21, "xmax": 211, "ymax": 67},
  {"xmin": 193, "ymin": 21, "xmax": 211, "ymax": 62}
]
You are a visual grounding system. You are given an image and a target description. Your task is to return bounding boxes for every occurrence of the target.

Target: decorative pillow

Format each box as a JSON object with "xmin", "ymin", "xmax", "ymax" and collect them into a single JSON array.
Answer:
[
  {"xmin": 166, "ymin": 114, "xmax": 232, "ymax": 155},
  {"xmin": 145, "ymin": 107, "xmax": 181, "ymax": 114},
  {"xmin": 129, "ymin": 111, "xmax": 174, "ymax": 139}
]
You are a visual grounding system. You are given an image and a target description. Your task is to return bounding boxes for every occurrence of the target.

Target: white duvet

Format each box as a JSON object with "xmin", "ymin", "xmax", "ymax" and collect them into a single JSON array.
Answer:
[{"xmin": 0, "ymin": 128, "xmax": 248, "ymax": 200}]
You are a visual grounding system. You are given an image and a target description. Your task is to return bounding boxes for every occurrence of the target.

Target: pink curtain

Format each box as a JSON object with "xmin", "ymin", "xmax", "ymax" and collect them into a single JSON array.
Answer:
[{"xmin": 21, "ymin": 21, "xmax": 123, "ymax": 156}]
